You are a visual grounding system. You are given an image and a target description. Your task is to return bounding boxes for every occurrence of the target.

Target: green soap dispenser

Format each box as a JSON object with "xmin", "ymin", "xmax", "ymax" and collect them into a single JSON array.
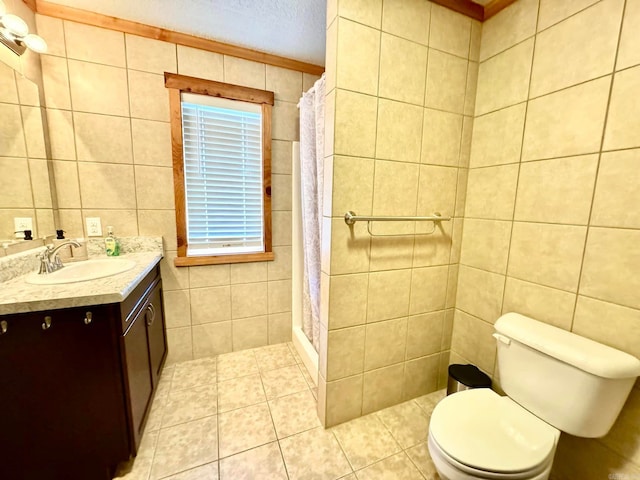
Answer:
[{"xmin": 104, "ymin": 226, "xmax": 120, "ymax": 256}]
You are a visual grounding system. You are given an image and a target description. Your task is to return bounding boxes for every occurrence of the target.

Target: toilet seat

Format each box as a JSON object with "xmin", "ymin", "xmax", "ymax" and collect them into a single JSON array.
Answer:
[
  {"xmin": 428, "ymin": 433, "xmax": 552, "ymax": 480},
  {"xmin": 429, "ymin": 389, "xmax": 559, "ymax": 477}
]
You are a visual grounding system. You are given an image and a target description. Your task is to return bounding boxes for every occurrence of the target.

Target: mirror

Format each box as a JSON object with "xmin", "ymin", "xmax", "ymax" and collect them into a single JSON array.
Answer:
[{"xmin": 0, "ymin": 60, "xmax": 57, "ymax": 245}]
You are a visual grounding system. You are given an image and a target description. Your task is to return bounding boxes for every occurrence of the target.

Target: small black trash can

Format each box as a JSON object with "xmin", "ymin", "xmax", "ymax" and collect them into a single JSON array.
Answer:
[{"xmin": 446, "ymin": 364, "xmax": 492, "ymax": 395}]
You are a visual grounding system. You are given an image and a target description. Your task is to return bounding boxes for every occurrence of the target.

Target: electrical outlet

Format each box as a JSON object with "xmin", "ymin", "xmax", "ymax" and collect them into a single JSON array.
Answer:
[
  {"xmin": 14, "ymin": 217, "xmax": 33, "ymax": 238},
  {"xmin": 86, "ymin": 217, "xmax": 102, "ymax": 237}
]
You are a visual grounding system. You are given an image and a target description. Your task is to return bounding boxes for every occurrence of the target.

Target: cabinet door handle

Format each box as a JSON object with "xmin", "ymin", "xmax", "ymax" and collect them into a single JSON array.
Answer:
[
  {"xmin": 42, "ymin": 316, "xmax": 52, "ymax": 330},
  {"xmin": 84, "ymin": 311, "xmax": 93, "ymax": 325},
  {"xmin": 146, "ymin": 303, "xmax": 156, "ymax": 327},
  {"xmin": 0, "ymin": 320, "xmax": 7, "ymax": 335}
]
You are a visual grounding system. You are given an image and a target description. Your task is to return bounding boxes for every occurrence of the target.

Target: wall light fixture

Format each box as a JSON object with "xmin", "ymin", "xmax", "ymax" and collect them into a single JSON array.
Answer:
[{"xmin": 0, "ymin": 0, "xmax": 47, "ymax": 55}]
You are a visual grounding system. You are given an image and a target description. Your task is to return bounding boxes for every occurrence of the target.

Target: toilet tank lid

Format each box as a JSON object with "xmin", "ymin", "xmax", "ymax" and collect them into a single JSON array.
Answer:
[{"xmin": 495, "ymin": 313, "xmax": 640, "ymax": 379}]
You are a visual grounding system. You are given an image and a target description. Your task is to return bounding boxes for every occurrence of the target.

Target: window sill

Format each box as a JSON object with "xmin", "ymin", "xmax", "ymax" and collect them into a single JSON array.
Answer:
[{"xmin": 174, "ymin": 251, "xmax": 274, "ymax": 267}]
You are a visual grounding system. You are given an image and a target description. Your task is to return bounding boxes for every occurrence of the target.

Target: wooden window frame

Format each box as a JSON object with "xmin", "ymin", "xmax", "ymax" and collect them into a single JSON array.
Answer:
[{"xmin": 165, "ymin": 72, "xmax": 275, "ymax": 267}]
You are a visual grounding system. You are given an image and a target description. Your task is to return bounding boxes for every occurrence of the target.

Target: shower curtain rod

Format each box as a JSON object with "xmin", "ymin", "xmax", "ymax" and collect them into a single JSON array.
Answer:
[{"xmin": 297, "ymin": 83, "xmax": 319, "ymax": 108}]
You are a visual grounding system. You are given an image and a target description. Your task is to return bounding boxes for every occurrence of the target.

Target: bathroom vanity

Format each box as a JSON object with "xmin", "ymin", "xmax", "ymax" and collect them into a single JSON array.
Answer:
[{"xmin": 0, "ymin": 251, "xmax": 166, "ymax": 479}]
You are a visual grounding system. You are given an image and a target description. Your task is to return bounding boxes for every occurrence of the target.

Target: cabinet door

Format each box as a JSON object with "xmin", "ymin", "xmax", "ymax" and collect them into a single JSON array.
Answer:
[
  {"xmin": 145, "ymin": 280, "xmax": 167, "ymax": 387},
  {"xmin": 0, "ymin": 306, "xmax": 128, "ymax": 479},
  {"xmin": 122, "ymin": 305, "xmax": 153, "ymax": 450}
]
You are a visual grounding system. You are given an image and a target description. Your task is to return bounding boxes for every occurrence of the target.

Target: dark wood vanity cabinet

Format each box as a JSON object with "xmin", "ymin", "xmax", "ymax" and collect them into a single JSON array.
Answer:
[
  {"xmin": 0, "ymin": 265, "xmax": 167, "ymax": 480},
  {"xmin": 122, "ymin": 276, "xmax": 165, "ymax": 450}
]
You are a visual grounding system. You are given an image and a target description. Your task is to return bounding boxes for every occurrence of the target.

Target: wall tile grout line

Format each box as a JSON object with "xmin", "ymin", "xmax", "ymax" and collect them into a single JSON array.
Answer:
[
  {"xmin": 332, "ymin": 83, "xmax": 470, "ymax": 116},
  {"xmin": 478, "ymin": 0, "xmax": 604, "ymax": 65},
  {"xmin": 476, "ymin": 70, "xmax": 619, "ymax": 119},
  {"xmin": 351, "ymin": 0, "xmax": 385, "ymax": 419},
  {"xmin": 459, "ymin": 216, "xmax": 640, "ymax": 232},
  {"xmin": 568, "ymin": 0, "xmax": 628, "ymax": 333},
  {"xmin": 14, "ymin": 71, "xmax": 40, "ymax": 218},
  {"xmin": 493, "ymin": 2, "xmax": 556, "ymax": 338},
  {"xmin": 492, "ymin": 0, "xmax": 542, "ymax": 376},
  {"xmin": 479, "ymin": 33, "xmax": 535, "ymax": 66},
  {"xmin": 400, "ymin": 1, "xmax": 436, "ymax": 398},
  {"xmin": 122, "ymin": 32, "xmax": 141, "ymax": 240},
  {"xmin": 438, "ymin": 14, "xmax": 475, "ymax": 386},
  {"xmin": 335, "ymin": 13, "xmax": 471, "ymax": 63},
  {"xmin": 55, "ymin": 20, "xmax": 85, "ymax": 237}
]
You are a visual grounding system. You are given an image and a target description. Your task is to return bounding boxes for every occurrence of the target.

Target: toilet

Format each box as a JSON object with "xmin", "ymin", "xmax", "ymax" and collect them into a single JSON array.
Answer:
[{"xmin": 428, "ymin": 313, "xmax": 640, "ymax": 480}]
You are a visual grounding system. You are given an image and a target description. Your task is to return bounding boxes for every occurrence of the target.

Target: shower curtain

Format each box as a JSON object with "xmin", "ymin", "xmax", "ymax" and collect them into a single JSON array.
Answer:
[{"xmin": 298, "ymin": 74, "xmax": 325, "ymax": 352}]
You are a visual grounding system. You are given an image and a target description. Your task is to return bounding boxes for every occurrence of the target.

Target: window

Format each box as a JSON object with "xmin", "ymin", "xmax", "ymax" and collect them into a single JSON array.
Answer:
[{"xmin": 165, "ymin": 73, "xmax": 274, "ymax": 266}]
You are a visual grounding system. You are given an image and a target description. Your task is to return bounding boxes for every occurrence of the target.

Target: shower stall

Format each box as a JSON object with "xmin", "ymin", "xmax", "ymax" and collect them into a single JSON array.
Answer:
[
  {"xmin": 290, "ymin": 75, "xmax": 325, "ymax": 386},
  {"xmin": 291, "ymin": 141, "xmax": 318, "ymax": 385}
]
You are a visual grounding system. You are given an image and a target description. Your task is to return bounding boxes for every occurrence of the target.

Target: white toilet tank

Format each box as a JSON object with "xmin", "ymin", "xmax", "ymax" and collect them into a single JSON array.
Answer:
[{"xmin": 494, "ymin": 313, "xmax": 640, "ymax": 438}]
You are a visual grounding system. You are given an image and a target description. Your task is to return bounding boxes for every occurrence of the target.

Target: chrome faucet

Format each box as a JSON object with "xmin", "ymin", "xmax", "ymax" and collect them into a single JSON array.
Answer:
[{"xmin": 37, "ymin": 240, "xmax": 81, "ymax": 275}]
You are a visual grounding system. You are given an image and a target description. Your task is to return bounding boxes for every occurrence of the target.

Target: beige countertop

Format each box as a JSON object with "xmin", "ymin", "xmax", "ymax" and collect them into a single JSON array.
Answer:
[{"xmin": 0, "ymin": 252, "xmax": 163, "ymax": 315}]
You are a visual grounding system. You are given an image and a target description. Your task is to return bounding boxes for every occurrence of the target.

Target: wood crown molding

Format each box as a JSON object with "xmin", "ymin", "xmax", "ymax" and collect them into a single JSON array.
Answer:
[
  {"xmin": 482, "ymin": 0, "xmax": 519, "ymax": 20},
  {"xmin": 22, "ymin": 0, "xmax": 37, "ymax": 12},
  {"xmin": 24, "ymin": 0, "xmax": 519, "ymax": 67},
  {"xmin": 432, "ymin": 0, "xmax": 519, "ymax": 21},
  {"xmin": 28, "ymin": 0, "xmax": 325, "ymax": 76},
  {"xmin": 432, "ymin": 0, "xmax": 484, "ymax": 21}
]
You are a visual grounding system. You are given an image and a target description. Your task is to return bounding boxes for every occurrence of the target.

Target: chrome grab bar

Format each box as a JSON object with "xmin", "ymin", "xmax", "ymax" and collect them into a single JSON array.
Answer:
[
  {"xmin": 344, "ymin": 211, "xmax": 451, "ymax": 225},
  {"xmin": 343, "ymin": 211, "xmax": 452, "ymax": 237}
]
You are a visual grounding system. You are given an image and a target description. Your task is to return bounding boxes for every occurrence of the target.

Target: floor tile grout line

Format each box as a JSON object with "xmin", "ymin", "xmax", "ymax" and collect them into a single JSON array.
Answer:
[
  {"xmin": 332, "ymin": 405, "xmax": 417, "ymax": 474},
  {"xmin": 216, "ymin": 348, "xmax": 278, "ymax": 463},
  {"xmin": 147, "ymin": 382, "xmax": 167, "ymax": 480},
  {"xmin": 153, "ymin": 412, "xmax": 218, "ymax": 434},
  {"xmin": 216, "ymin": 439, "xmax": 282, "ymax": 463},
  {"xmin": 354, "ymin": 447, "xmax": 428, "ymax": 479},
  {"xmin": 330, "ymin": 428, "xmax": 357, "ymax": 474},
  {"xmin": 273, "ymin": 417, "xmax": 322, "ymax": 442},
  {"xmin": 402, "ymin": 443, "xmax": 430, "ymax": 480},
  {"xmin": 155, "ymin": 462, "xmax": 216, "ymax": 480},
  {"xmin": 139, "ymin": 345, "xmax": 294, "ymax": 478},
  {"xmin": 256, "ymin": 357, "xmax": 291, "ymax": 479},
  {"xmin": 373, "ymin": 412, "xmax": 407, "ymax": 456},
  {"xmin": 215, "ymin": 353, "xmax": 221, "ymax": 475}
]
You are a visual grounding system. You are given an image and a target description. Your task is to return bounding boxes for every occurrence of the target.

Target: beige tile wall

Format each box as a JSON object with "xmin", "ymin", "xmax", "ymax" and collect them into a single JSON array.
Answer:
[
  {"xmin": 455, "ymin": 0, "xmax": 640, "ymax": 475},
  {"xmin": 36, "ymin": 15, "xmax": 321, "ymax": 364},
  {"xmin": 0, "ymin": 66, "xmax": 55, "ymax": 241},
  {"xmin": 0, "ymin": 0, "xmax": 55, "ymax": 241},
  {"xmin": 319, "ymin": 0, "xmax": 480, "ymax": 427}
]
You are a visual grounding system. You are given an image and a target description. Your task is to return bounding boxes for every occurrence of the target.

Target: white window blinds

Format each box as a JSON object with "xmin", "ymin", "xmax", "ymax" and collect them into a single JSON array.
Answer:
[{"xmin": 181, "ymin": 92, "xmax": 264, "ymax": 257}]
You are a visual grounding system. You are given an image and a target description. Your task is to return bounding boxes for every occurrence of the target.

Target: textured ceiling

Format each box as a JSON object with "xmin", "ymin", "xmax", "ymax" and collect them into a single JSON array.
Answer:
[{"xmin": 46, "ymin": 0, "xmax": 327, "ymax": 65}]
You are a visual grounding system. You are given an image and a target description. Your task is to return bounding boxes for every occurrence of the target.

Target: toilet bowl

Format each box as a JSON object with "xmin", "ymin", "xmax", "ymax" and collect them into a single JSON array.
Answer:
[{"xmin": 428, "ymin": 389, "xmax": 559, "ymax": 480}]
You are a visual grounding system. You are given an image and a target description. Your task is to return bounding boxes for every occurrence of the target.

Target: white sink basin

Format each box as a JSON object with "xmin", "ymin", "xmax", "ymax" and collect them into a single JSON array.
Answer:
[{"xmin": 26, "ymin": 258, "xmax": 136, "ymax": 285}]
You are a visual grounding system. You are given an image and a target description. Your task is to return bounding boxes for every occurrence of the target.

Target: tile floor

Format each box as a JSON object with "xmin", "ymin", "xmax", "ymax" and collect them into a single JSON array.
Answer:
[{"xmin": 114, "ymin": 342, "xmax": 443, "ymax": 480}]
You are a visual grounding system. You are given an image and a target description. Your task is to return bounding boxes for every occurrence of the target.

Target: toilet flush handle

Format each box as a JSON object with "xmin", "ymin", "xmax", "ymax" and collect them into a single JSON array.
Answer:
[{"xmin": 493, "ymin": 333, "xmax": 511, "ymax": 345}]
